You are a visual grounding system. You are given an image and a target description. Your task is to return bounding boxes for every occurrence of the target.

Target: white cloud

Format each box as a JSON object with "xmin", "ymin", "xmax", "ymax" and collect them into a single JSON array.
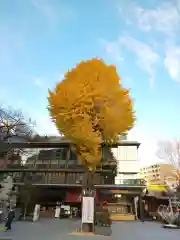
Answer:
[
  {"xmin": 100, "ymin": 39, "xmax": 124, "ymax": 62},
  {"xmin": 102, "ymin": 36, "xmax": 159, "ymax": 86},
  {"xmin": 119, "ymin": 0, "xmax": 180, "ymax": 35},
  {"xmin": 164, "ymin": 45, "xmax": 180, "ymax": 81},
  {"xmin": 120, "ymin": 36, "xmax": 159, "ymax": 87},
  {"xmin": 33, "ymin": 113, "xmax": 59, "ymax": 136},
  {"xmin": 21, "ymin": 108, "xmax": 59, "ymax": 136},
  {"xmin": 21, "ymin": 103, "xmax": 59, "ymax": 136},
  {"xmin": 115, "ymin": 0, "xmax": 180, "ymax": 83},
  {"xmin": 134, "ymin": 3, "xmax": 180, "ymax": 35}
]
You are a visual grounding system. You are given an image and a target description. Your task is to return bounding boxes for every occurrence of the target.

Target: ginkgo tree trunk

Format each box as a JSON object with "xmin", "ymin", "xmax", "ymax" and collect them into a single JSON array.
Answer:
[{"xmin": 48, "ymin": 58, "xmax": 135, "ymax": 233}]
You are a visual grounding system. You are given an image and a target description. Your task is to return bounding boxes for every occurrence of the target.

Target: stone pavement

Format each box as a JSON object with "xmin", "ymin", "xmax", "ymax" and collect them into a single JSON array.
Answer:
[
  {"xmin": 0, "ymin": 218, "xmax": 79, "ymax": 240},
  {"xmin": 0, "ymin": 219, "xmax": 180, "ymax": 240}
]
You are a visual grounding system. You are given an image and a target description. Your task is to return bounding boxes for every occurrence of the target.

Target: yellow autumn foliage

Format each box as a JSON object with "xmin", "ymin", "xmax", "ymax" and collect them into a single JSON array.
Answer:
[{"xmin": 48, "ymin": 58, "xmax": 135, "ymax": 171}]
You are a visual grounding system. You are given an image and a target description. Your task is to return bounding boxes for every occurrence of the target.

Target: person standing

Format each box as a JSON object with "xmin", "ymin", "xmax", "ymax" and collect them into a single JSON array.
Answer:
[
  {"xmin": 0, "ymin": 209, "xmax": 3, "ymax": 223},
  {"xmin": 5, "ymin": 209, "xmax": 15, "ymax": 231}
]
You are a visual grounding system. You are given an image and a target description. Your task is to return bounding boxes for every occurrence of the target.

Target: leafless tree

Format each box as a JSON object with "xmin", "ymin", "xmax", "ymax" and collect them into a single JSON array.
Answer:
[
  {"xmin": 156, "ymin": 140, "xmax": 180, "ymax": 184},
  {"xmin": 0, "ymin": 106, "xmax": 36, "ymax": 167}
]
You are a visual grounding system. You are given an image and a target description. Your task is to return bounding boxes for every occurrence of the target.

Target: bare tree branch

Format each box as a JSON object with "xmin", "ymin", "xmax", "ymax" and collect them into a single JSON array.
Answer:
[
  {"xmin": 0, "ymin": 106, "xmax": 36, "ymax": 166},
  {"xmin": 0, "ymin": 107, "xmax": 35, "ymax": 142},
  {"xmin": 156, "ymin": 139, "xmax": 180, "ymax": 181}
]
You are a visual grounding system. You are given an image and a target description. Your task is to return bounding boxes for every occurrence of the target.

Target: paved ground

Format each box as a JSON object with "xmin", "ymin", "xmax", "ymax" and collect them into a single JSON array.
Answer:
[{"xmin": 0, "ymin": 219, "xmax": 180, "ymax": 240}]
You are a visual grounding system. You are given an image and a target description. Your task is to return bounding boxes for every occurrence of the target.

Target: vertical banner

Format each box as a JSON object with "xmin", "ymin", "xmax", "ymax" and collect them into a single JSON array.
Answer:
[
  {"xmin": 82, "ymin": 197, "xmax": 94, "ymax": 223},
  {"xmin": 55, "ymin": 206, "xmax": 61, "ymax": 218},
  {"xmin": 33, "ymin": 204, "xmax": 40, "ymax": 222}
]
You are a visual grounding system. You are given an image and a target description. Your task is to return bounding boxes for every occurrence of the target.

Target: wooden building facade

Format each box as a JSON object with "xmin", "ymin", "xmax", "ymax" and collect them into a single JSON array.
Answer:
[{"xmin": 0, "ymin": 138, "xmax": 146, "ymax": 220}]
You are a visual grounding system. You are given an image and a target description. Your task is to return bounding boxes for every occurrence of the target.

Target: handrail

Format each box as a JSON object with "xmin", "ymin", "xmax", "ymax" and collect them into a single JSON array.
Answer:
[
  {"xmin": 0, "ymin": 168, "xmax": 114, "ymax": 173},
  {"xmin": 13, "ymin": 183, "xmax": 146, "ymax": 188},
  {"xmin": 0, "ymin": 140, "xmax": 140, "ymax": 149}
]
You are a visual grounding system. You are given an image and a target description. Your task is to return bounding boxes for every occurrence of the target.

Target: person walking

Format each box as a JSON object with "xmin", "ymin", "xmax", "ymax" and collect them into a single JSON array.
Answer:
[{"xmin": 5, "ymin": 209, "xmax": 15, "ymax": 231}]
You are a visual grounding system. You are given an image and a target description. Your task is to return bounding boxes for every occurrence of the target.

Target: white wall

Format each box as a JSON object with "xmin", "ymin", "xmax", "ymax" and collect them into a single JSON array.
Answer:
[
  {"xmin": 117, "ymin": 160, "xmax": 140, "ymax": 173},
  {"xmin": 112, "ymin": 145, "xmax": 138, "ymax": 161},
  {"xmin": 112, "ymin": 145, "xmax": 140, "ymax": 183}
]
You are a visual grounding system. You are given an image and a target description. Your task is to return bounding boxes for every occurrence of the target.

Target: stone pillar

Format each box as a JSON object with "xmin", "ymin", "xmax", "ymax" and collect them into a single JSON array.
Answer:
[
  {"xmin": 134, "ymin": 196, "xmax": 138, "ymax": 220},
  {"xmin": 139, "ymin": 194, "xmax": 144, "ymax": 222}
]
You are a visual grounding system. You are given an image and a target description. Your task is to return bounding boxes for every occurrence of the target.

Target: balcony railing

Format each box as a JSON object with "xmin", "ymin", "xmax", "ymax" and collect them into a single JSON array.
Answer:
[
  {"xmin": 2, "ymin": 161, "xmax": 117, "ymax": 170},
  {"xmin": 116, "ymin": 179, "xmax": 146, "ymax": 185},
  {"xmin": 0, "ymin": 170, "xmax": 146, "ymax": 186}
]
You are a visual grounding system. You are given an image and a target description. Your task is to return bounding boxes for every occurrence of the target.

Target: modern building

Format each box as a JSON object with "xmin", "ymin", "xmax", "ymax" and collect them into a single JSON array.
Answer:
[
  {"xmin": 164, "ymin": 176, "xmax": 178, "ymax": 190},
  {"xmin": 140, "ymin": 163, "xmax": 176, "ymax": 185},
  {"xmin": 112, "ymin": 134, "xmax": 141, "ymax": 185}
]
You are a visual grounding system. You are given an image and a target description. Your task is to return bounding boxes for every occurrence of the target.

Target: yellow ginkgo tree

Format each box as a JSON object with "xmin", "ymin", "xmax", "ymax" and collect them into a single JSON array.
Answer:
[{"xmin": 48, "ymin": 58, "xmax": 135, "ymax": 171}]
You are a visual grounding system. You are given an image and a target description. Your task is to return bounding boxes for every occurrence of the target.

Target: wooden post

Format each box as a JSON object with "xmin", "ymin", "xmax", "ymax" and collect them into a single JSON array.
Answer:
[{"xmin": 65, "ymin": 147, "xmax": 70, "ymax": 184}]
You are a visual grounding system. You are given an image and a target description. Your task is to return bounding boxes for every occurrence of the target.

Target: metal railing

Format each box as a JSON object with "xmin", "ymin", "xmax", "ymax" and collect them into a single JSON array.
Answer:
[
  {"xmin": 0, "ymin": 172, "xmax": 145, "ymax": 187},
  {"xmin": 117, "ymin": 179, "xmax": 146, "ymax": 185}
]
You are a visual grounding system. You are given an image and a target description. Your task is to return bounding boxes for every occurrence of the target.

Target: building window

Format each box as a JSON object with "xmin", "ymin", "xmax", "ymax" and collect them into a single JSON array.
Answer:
[
  {"xmin": 156, "ymin": 174, "xmax": 160, "ymax": 179},
  {"xmin": 122, "ymin": 174, "xmax": 138, "ymax": 179}
]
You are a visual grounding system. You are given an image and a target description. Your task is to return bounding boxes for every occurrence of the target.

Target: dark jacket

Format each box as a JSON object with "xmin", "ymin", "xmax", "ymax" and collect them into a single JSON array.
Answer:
[{"xmin": 7, "ymin": 210, "xmax": 15, "ymax": 221}]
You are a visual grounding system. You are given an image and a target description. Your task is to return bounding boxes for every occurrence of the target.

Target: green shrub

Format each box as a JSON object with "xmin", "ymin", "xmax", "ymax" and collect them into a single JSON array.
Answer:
[
  {"xmin": 173, "ymin": 214, "xmax": 180, "ymax": 226},
  {"xmin": 95, "ymin": 207, "xmax": 111, "ymax": 226}
]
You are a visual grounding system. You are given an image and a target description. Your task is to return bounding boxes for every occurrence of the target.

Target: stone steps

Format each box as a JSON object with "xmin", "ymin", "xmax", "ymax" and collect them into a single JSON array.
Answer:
[{"xmin": 110, "ymin": 214, "xmax": 135, "ymax": 221}]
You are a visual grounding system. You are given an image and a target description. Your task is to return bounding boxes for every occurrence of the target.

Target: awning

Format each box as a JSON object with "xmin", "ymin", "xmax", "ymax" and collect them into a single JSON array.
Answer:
[
  {"xmin": 147, "ymin": 184, "xmax": 167, "ymax": 191},
  {"xmin": 144, "ymin": 184, "xmax": 174, "ymax": 199}
]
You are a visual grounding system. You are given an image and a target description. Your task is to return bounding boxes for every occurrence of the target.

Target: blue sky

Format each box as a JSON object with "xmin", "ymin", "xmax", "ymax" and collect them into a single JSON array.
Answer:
[{"xmin": 1, "ymin": 0, "xmax": 180, "ymax": 166}]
